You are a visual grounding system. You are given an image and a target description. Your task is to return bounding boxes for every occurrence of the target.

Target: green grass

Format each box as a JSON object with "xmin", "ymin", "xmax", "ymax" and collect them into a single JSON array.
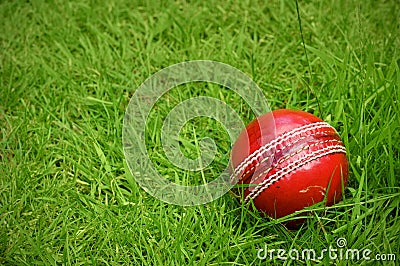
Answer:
[{"xmin": 1, "ymin": 0, "xmax": 399, "ymax": 265}]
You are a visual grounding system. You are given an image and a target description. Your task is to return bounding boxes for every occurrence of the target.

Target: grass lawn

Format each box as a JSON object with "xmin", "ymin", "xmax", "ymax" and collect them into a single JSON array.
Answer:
[{"xmin": 1, "ymin": 0, "xmax": 399, "ymax": 265}]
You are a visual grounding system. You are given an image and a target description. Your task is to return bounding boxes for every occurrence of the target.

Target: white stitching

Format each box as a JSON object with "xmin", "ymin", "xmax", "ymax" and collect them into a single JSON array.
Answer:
[
  {"xmin": 231, "ymin": 122, "xmax": 335, "ymax": 180},
  {"xmin": 230, "ymin": 122, "xmax": 335, "ymax": 182},
  {"xmin": 275, "ymin": 139, "xmax": 342, "ymax": 165},
  {"xmin": 246, "ymin": 139, "xmax": 344, "ymax": 185},
  {"xmin": 244, "ymin": 145, "xmax": 346, "ymax": 203},
  {"xmin": 240, "ymin": 130, "xmax": 337, "ymax": 179}
]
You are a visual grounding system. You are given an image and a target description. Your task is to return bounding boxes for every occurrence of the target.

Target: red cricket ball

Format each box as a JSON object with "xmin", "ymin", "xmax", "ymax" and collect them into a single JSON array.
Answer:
[{"xmin": 230, "ymin": 109, "xmax": 348, "ymax": 226}]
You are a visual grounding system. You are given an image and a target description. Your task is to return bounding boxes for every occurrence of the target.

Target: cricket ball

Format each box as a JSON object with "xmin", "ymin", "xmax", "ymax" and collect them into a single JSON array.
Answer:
[{"xmin": 230, "ymin": 109, "xmax": 348, "ymax": 226}]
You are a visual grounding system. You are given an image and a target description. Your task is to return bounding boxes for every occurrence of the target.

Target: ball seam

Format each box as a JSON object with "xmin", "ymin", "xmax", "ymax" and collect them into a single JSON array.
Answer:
[
  {"xmin": 231, "ymin": 122, "xmax": 336, "ymax": 182},
  {"xmin": 246, "ymin": 139, "xmax": 344, "ymax": 186},
  {"xmin": 244, "ymin": 145, "xmax": 346, "ymax": 203},
  {"xmin": 241, "ymin": 130, "xmax": 337, "ymax": 180}
]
